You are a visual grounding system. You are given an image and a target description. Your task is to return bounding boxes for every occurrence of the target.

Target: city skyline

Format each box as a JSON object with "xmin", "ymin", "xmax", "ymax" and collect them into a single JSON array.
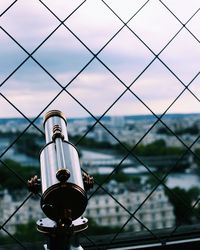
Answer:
[{"xmin": 0, "ymin": 0, "xmax": 199, "ymax": 118}]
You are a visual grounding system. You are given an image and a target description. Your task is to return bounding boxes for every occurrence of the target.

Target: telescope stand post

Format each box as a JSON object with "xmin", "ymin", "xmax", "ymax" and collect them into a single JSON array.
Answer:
[
  {"xmin": 45, "ymin": 234, "xmax": 83, "ymax": 250},
  {"xmin": 37, "ymin": 217, "xmax": 88, "ymax": 250}
]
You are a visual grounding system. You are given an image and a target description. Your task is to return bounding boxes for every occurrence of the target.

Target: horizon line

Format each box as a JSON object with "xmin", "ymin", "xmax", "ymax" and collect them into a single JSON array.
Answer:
[{"xmin": 0, "ymin": 112, "xmax": 199, "ymax": 120}]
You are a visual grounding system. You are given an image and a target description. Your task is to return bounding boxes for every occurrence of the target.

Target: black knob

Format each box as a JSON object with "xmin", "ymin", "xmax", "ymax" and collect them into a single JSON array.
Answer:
[{"xmin": 56, "ymin": 169, "xmax": 70, "ymax": 183}]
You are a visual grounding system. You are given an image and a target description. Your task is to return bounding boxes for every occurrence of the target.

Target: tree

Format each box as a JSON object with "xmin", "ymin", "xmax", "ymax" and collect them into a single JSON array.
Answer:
[
  {"xmin": 165, "ymin": 187, "xmax": 200, "ymax": 225},
  {"xmin": 0, "ymin": 159, "xmax": 39, "ymax": 191},
  {"xmin": 14, "ymin": 134, "xmax": 42, "ymax": 158},
  {"xmin": 14, "ymin": 221, "xmax": 44, "ymax": 242},
  {"xmin": 144, "ymin": 173, "xmax": 165, "ymax": 188}
]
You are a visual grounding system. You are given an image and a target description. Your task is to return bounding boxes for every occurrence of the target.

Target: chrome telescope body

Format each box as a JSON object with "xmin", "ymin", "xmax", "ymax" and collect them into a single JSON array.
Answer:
[{"xmin": 40, "ymin": 110, "xmax": 87, "ymax": 225}]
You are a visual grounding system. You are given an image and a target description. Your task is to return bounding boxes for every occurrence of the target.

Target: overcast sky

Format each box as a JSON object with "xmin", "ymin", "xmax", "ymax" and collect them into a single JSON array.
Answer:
[{"xmin": 0, "ymin": 0, "xmax": 199, "ymax": 119}]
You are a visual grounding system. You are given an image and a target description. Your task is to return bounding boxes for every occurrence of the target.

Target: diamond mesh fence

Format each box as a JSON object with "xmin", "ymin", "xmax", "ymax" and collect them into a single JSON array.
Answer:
[{"xmin": 0, "ymin": 0, "xmax": 199, "ymax": 249}]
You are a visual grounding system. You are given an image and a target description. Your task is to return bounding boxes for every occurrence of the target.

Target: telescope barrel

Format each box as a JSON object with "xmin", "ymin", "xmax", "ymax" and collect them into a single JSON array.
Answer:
[{"xmin": 40, "ymin": 110, "xmax": 87, "ymax": 225}]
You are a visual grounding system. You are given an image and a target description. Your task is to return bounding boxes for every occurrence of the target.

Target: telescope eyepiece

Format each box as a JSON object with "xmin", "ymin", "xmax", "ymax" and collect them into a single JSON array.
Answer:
[{"xmin": 52, "ymin": 124, "xmax": 64, "ymax": 141}]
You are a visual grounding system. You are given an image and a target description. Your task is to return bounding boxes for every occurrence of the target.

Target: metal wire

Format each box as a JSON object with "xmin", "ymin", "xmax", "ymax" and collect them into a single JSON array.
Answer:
[
  {"xmin": 0, "ymin": 193, "xmax": 33, "ymax": 229},
  {"xmin": 0, "ymin": 0, "xmax": 199, "ymax": 249},
  {"xmin": 0, "ymin": 0, "xmax": 18, "ymax": 17}
]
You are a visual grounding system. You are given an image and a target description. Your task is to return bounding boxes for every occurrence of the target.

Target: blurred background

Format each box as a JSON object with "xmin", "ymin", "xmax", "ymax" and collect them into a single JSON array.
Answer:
[{"xmin": 0, "ymin": 0, "xmax": 199, "ymax": 249}]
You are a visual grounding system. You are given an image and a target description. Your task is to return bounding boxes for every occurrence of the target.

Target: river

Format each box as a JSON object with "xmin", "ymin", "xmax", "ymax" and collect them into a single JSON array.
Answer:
[
  {"xmin": 5, "ymin": 147, "xmax": 199, "ymax": 190},
  {"xmin": 81, "ymin": 149, "xmax": 200, "ymax": 190}
]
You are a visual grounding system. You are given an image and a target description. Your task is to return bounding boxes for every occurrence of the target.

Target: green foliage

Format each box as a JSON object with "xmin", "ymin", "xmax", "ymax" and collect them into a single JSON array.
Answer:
[
  {"xmin": 0, "ymin": 234, "xmax": 13, "ymax": 244},
  {"xmin": 0, "ymin": 159, "xmax": 39, "ymax": 191},
  {"xmin": 157, "ymin": 127, "xmax": 171, "ymax": 136},
  {"xmin": 93, "ymin": 174, "xmax": 107, "ymax": 184},
  {"xmin": 0, "ymin": 130, "xmax": 22, "ymax": 139},
  {"xmin": 14, "ymin": 221, "xmax": 44, "ymax": 242},
  {"xmin": 194, "ymin": 148, "xmax": 200, "ymax": 167},
  {"xmin": 0, "ymin": 221, "xmax": 45, "ymax": 245},
  {"xmin": 14, "ymin": 133, "xmax": 42, "ymax": 158},
  {"xmin": 70, "ymin": 135, "xmax": 111, "ymax": 149},
  {"xmin": 111, "ymin": 172, "xmax": 130, "ymax": 183},
  {"xmin": 165, "ymin": 186, "xmax": 200, "ymax": 225},
  {"xmin": 93, "ymin": 172, "xmax": 141, "ymax": 185},
  {"xmin": 157, "ymin": 125, "xmax": 199, "ymax": 136},
  {"xmin": 144, "ymin": 173, "xmax": 165, "ymax": 188},
  {"xmin": 130, "ymin": 175, "xmax": 141, "ymax": 185},
  {"xmin": 133, "ymin": 139, "xmax": 184, "ymax": 156},
  {"xmin": 70, "ymin": 135, "xmax": 130, "ymax": 157},
  {"xmin": 71, "ymin": 136, "xmax": 184, "ymax": 159}
]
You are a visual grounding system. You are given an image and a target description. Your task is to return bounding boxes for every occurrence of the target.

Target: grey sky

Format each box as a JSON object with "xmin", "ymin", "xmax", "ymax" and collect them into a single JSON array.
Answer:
[{"xmin": 0, "ymin": 0, "xmax": 199, "ymax": 118}]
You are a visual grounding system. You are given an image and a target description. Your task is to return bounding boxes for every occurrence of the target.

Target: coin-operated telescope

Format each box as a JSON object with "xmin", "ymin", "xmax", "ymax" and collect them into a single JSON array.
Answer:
[{"xmin": 28, "ymin": 110, "xmax": 93, "ymax": 250}]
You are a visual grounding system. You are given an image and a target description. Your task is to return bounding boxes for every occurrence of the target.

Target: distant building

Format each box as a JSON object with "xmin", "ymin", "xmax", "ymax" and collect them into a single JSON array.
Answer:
[
  {"xmin": 110, "ymin": 116, "xmax": 125, "ymax": 129},
  {"xmin": 0, "ymin": 190, "xmax": 44, "ymax": 235},
  {"xmin": 0, "ymin": 184, "xmax": 175, "ymax": 236},
  {"xmin": 85, "ymin": 183, "xmax": 175, "ymax": 232}
]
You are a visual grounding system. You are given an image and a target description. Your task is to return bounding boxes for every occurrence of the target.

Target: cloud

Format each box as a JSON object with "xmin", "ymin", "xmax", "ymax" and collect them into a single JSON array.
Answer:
[
  {"xmin": 0, "ymin": 0, "xmax": 199, "ymax": 118},
  {"xmin": 0, "ymin": 0, "xmax": 59, "ymax": 39}
]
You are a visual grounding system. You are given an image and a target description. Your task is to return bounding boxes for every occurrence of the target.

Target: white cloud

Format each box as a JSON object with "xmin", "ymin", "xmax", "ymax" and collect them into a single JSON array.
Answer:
[
  {"xmin": 160, "ymin": 0, "xmax": 200, "ymax": 23},
  {"xmin": 0, "ymin": 0, "xmax": 199, "ymax": 118}
]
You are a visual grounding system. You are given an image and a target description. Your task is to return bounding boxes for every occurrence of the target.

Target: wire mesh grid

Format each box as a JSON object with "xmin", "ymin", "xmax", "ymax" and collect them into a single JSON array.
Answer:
[{"xmin": 0, "ymin": 0, "xmax": 199, "ymax": 249}]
